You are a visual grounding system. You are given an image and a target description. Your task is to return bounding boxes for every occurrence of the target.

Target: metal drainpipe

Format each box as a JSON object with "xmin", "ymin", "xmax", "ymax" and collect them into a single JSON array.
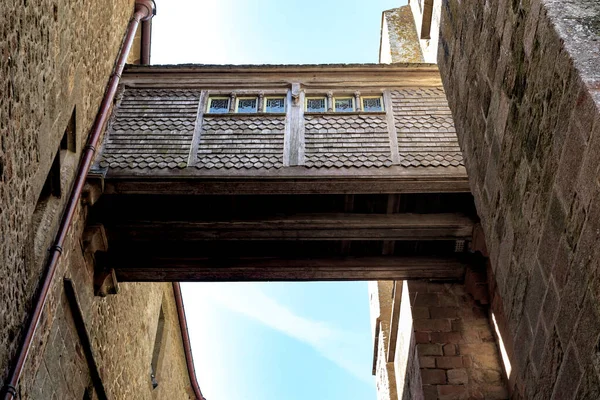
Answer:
[
  {"xmin": 173, "ymin": 283, "xmax": 206, "ymax": 400},
  {"xmin": 1, "ymin": 1, "xmax": 155, "ymax": 398}
]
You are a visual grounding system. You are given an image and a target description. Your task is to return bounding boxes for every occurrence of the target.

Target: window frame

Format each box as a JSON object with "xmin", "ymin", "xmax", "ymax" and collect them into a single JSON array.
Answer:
[
  {"xmin": 333, "ymin": 96, "xmax": 355, "ymax": 112},
  {"xmin": 263, "ymin": 96, "xmax": 286, "ymax": 113},
  {"xmin": 305, "ymin": 96, "xmax": 328, "ymax": 113},
  {"xmin": 361, "ymin": 95, "xmax": 385, "ymax": 112},
  {"xmin": 235, "ymin": 96, "xmax": 259, "ymax": 113},
  {"xmin": 206, "ymin": 97, "xmax": 230, "ymax": 114}
]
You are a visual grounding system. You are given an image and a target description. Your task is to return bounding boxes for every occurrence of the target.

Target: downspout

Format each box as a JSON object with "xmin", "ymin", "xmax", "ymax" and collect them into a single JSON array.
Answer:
[
  {"xmin": 173, "ymin": 283, "xmax": 206, "ymax": 400},
  {"xmin": 141, "ymin": 17, "xmax": 153, "ymax": 64},
  {"xmin": 1, "ymin": 1, "xmax": 155, "ymax": 399}
]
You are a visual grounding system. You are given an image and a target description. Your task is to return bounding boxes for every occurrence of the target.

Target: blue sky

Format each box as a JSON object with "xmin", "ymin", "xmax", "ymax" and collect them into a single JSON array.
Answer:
[
  {"xmin": 152, "ymin": 1, "xmax": 408, "ymax": 398},
  {"xmin": 152, "ymin": 0, "xmax": 407, "ymax": 65},
  {"xmin": 181, "ymin": 282, "xmax": 376, "ymax": 400}
]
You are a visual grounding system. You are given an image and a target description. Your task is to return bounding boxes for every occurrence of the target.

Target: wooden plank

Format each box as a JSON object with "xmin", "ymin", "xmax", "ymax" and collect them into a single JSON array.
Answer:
[
  {"xmin": 106, "ymin": 256, "xmax": 466, "ymax": 281},
  {"xmin": 103, "ymin": 176, "xmax": 471, "ymax": 195},
  {"xmin": 384, "ymin": 90, "xmax": 401, "ymax": 165},
  {"xmin": 107, "ymin": 213, "xmax": 474, "ymax": 241},
  {"xmin": 283, "ymin": 84, "xmax": 305, "ymax": 166},
  {"xmin": 187, "ymin": 90, "xmax": 207, "ymax": 166}
]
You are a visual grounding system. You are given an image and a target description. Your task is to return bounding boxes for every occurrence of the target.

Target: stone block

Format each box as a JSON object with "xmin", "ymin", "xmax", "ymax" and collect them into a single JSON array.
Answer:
[
  {"xmin": 414, "ymin": 318, "xmax": 453, "ymax": 333},
  {"xmin": 418, "ymin": 344, "xmax": 444, "ymax": 356},
  {"xmin": 430, "ymin": 332, "xmax": 462, "ymax": 344},
  {"xmin": 415, "ymin": 293, "xmax": 440, "ymax": 307},
  {"xmin": 420, "ymin": 356, "xmax": 437, "ymax": 369},
  {"xmin": 430, "ymin": 307, "xmax": 459, "ymax": 319},
  {"xmin": 436, "ymin": 356, "xmax": 464, "ymax": 369},
  {"xmin": 443, "ymin": 344, "xmax": 457, "ymax": 356},
  {"xmin": 447, "ymin": 368, "xmax": 468, "ymax": 385},
  {"xmin": 437, "ymin": 384, "xmax": 467, "ymax": 400},
  {"xmin": 421, "ymin": 369, "xmax": 447, "ymax": 385}
]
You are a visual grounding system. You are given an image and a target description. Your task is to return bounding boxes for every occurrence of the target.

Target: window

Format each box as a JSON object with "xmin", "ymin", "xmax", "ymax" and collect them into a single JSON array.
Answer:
[
  {"xmin": 362, "ymin": 96, "xmax": 384, "ymax": 112},
  {"xmin": 334, "ymin": 97, "xmax": 354, "ymax": 112},
  {"xmin": 150, "ymin": 306, "xmax": 166, "ymax": 389},
  {"xmin": 207, "ymin": 97, "xmax": 230, "ymax": 114},
  {"xmin": 236, "ymin": 97, "xmax": 258, "ymax": 113},
  {"xmin": 264, "ymin": 97, "xmax": 285, "ymax": 113},
  {"xmin": 61, "ymin": 107, "xmax": 76, "ymax": 152},
  {"xmin": 306, "ymin": 97, "xmax": 327, "ymax": 113}
]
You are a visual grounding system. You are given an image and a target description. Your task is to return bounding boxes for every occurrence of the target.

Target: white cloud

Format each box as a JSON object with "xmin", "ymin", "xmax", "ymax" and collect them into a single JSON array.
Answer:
[{"xmin": 182, "ymin": 283, "xmax": 371, "ymax": 383}]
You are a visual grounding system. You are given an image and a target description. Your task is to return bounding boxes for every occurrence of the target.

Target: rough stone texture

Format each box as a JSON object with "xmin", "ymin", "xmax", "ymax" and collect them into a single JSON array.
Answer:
[
  {"xmin": 0, "ymin": 0, "xmax": 195, "ymax": 397},
  {"xmin": 408, "ymin": 0, "xmax": 443, "ymax": 64},
  {"xmin": 370, "ymin": 281, "xmax": 399, "ymax": 400},
  {"xmin": 438, "ymin": 0, "xmax": 600, "ymax": 397},
  {"xmin": 99, "ymin": 89, "xmax": 201, "ymax": 170},
  {"xmin": 197, "ymin": 116, "xmax": 285, "ymax": 170},
  {"xmin": 371, "ymin": 280, "xmax": 508, "ymax": 400},
  {"xmin": 391, "ymin": 88, "xmax": 463, "ymax": 167},
  {"xmin": 380, "ymin": 6, "xmax": 425, "ymax": 63},
  {"xmin": 0, "ymin": 0, "xmax": 134, "ymax": 385},
  {"xmin": 408, "ymin": 282, "xmax": 508, "ymax": 400},
  {"xmin": 304, "ymin": 114, "xmax": 393, "ymax": 168}
]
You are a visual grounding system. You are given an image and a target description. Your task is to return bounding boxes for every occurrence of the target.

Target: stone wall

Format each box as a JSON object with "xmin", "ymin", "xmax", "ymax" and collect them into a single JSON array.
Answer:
[
  {"xmin": 1, "ymin": 0, "xmax": 196, "ymax": 397},
  {"xmin": 408, "ymin": 281, "xmax": 507, "ymax": 400},
  {"xmin": 438, "ymin": 0, "xmax": 600, "ymax": 397},
  {"xmin": 371, "ymin": 279, "xmax": 507, "ymax": 400},
  {"xmin": 380, "ymin": 7, "xmax": 424, "ymax": 63}
]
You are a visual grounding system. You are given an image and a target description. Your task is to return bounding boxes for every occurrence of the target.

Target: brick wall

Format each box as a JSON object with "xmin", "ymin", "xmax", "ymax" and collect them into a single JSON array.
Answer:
[
  {"xmin": 408, "ymin": 281, "xmax": 507, "ymax": 400},
  {"xmin": 438, "ymin": 0, "xmax": 600, "ymax": 397},
  {"xmin": 371, "ymin": 280, "xmax": 508, "ymax": 400}
]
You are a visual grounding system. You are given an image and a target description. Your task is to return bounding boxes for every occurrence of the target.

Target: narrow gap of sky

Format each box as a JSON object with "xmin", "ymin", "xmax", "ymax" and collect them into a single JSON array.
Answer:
[
  {"xmin": 152, "ymin": 0, "xmax": 407, "ymax": 65},
  {"xmin": 153, "ymin": 1, "xmax": 407, "ymax": 399}
]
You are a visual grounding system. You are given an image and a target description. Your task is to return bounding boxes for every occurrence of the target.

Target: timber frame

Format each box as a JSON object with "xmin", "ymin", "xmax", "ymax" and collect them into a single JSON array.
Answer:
[{"xmin": 87, "ymin": 63, "xmax": 473, "ymax": 283}]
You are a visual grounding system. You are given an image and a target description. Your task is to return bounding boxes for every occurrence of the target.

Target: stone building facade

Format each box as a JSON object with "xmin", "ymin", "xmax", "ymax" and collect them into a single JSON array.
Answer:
[
  {"xmin": 373, "ymin": 0, "xmax": 600, "ymax": 399},
  {"xmin": 1, "ymin": 1, "xmax": 200, "ymax": 398}
]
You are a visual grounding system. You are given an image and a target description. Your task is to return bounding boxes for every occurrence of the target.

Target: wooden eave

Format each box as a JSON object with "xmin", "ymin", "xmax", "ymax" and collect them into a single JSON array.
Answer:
[
  {"xmin": 120, "ymin": 63, "xmax": 443, "ymax": 89},
  {"xmin": 99, "ymin": 166, "xmax": 469, "ymax": 195}
]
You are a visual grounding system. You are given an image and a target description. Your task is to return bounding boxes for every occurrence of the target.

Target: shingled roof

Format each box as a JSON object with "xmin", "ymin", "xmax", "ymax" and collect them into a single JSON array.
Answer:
[{"xmin": 95, "ymin": 64, "xmax": 464, "ymax": 178}]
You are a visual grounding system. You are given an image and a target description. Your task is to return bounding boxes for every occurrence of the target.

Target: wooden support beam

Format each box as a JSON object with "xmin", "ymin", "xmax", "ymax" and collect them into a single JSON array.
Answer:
[
  {"xmin": 103, "ymin": 176, "xmax": 471, "ymax": 195},
  {"xmin": 107, "ymin": 213, "xmax": 474, "ymax": 241},
  {"xmin": 103, "ymin": 255, "xmax": 466, "ymax": 281}
]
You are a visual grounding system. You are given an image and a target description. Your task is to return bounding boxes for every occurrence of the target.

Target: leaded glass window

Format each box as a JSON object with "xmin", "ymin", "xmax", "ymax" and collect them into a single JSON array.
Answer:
[
  {"xmin": 306, "ymin": 97, "xmax": 327, "ymax": 113},
  {"xmin": 236, "ymin": 97, "xmax": 258, "ymax": 113},
  {"xmin": 334, "ymin": 97, "xmax": 354, "ymax": 112},
  {"xmin": 265, "ymin": 97, "xmax": 285, "ymax": 113},
  {"xmin": 362, "ymin": 97, "xmax": 383, "ymax": 112},
  {"xmin": 207, "ymin": 98, "xmax": 229, "ymax": 114}
]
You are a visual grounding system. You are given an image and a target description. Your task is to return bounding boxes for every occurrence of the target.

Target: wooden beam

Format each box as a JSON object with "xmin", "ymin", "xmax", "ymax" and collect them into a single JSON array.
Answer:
[
  {"xmin": 103, "ymin": 255, "xmax": 466, "ymax": 281},
  {"xmin": 107, "ymin": 213, "xmax": 474, "ymax": 241},
  {"xmin": 102, "ymin": 176, "xmax": 470, "ymax": 195}
]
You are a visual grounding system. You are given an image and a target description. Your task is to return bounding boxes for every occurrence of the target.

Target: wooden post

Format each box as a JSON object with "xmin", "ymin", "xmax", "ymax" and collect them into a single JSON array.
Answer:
[{"xmin": 284, "ymin": 83, "xmax": 305, "ymax": 166}]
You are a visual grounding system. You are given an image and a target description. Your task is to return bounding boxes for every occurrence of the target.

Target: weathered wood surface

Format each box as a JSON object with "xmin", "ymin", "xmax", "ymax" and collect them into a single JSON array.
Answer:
[
  {"xmin": 106, "ymin": 255, "xmax": 466, "ymax": 281},
  {"xmin": 107, "ymin": 213, "xmax": 474, "ymax": 241},
  {"xmin": 102, "ymin": 176, "xmax": 470, "ymax": 195}
]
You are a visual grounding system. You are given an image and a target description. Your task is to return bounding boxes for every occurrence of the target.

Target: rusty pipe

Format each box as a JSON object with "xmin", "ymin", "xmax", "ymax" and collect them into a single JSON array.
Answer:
[
  {"xmin": 173, "ymin": 283, "xmax": 205, "ymax": 400},
  {"xmin": 1, "ymin": 2, "xmax": 154, "ymax": 399}
]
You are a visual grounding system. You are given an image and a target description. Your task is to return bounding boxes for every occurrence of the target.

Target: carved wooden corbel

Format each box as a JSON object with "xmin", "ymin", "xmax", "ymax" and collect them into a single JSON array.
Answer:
[
  {"xmin": 82, "ymin": 224, "xmax": 118, "ymax": 296},
  {"xmin": 291, "ymin": 83, "xmax": 302, "ymax": 106},
  {"xmin": 82, "ymin": 171, "xmax": 104, "ymax": 207}
]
